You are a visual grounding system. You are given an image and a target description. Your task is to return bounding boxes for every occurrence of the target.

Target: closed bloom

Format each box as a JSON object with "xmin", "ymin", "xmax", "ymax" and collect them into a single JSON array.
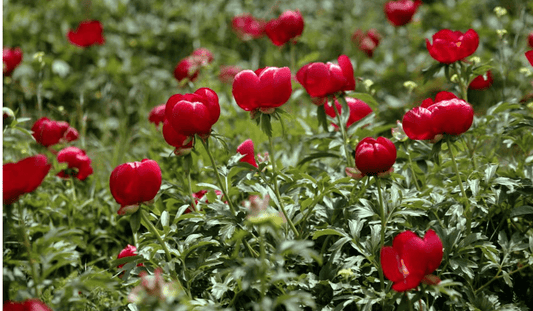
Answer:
[
  {"xmin": 324, "ymin": 97, "xmax": 373, "ymax": 128},
  {"xmin": 355, "ymin": 137, "xmax": 397, "ymax": 176},
  {"xmin": 3, "ymin": 299, "xmax": 53, "ymax": 311},
  {"xmin": 165, "ymin": 88, "xmax": 220, "ymax": 139},
  {"xmin": 381, "ymin": 230, "xmax": 443, "ymax": 292},
  {"xmin": 162, "ymin": 118, "xmax": 194, "ymax": 156},
  {"xmin": 67, "ymin": 20, "xmax": 105, "ymax": 47},
  {"xmin": 232, "ymin": 67, "xmax": 292, "ymax": 114},
  {"xmin": 528, "ymin": 32, "xmax": 533, "ymax": 48},
  {"xmin": 232, "ymin": 14, "xmax": 266, "ymax": 40},
  {"xmin": 426, "ymin": 29, "xmax": 479, "ymax": 64},
  {"xmin": 31, "ymin": 117, "xmax": 78, "ymax": 147},
  {"xmin": 148, "ymin": 104, "xmax": 166, "ymax": 127},
  {"xmin": 3, "ymin": 47, "xmax": 23, "ymax": 77},
  {"xmin": 265, "ymin": 10, "xmax": 304, "ymax": 46},
  {"xmin": 297, "ymin": 55, "xmax": 355, "ymax": 98},
  {"xmin": 117, "ymin": 244, "xmax": 143, "ymax": 268},
  {"xmin": 468, "ymin": 70, "xmax": 493, "ymax": 90},
  {"xmin": 110, "ymin": 159, "xmax": 162, "ymax": 215},
  {"xmin": 3, "ymin": 155, "xmax": 51, "ymax": 205},
  {"xmin": 384, "ymin": 0, "xmax": 422, "ymax": 26},
  {"xmin": 352, "ymin": 29, "xmax": 381, "ymax": 57},
  {"xmin": 57, "ymin": 147, "xmax": 93, "ymax": 181},
  {"xmin": 402, "ymin": 92, "xmax": 474, "ymax": 141},
  {"xmin": 237, "ymin": 139, "xmax": 258, "ymax": 168},
  {"xmin": 174, "ymin": 57, "xmax": 200, "ymax": 82}
]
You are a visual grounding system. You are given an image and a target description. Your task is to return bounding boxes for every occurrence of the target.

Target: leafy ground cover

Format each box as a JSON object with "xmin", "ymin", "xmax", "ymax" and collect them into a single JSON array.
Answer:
[{"xmin": 3, "ymin": 0, "xmax": 533, "ymax": 310}]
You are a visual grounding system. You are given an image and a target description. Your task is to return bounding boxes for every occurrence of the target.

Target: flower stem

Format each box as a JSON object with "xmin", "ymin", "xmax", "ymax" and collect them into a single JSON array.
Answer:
[
  {"xmin": 446, "ymin": 137, "xmax": 471, "ymax": 234},
  {"xmin": 403, "ymin": 144, "xmax": 421, "ymax": 191},
  {"xmin": 186, "ymin": 168, "xmax": 198, "ymax": 213},
  {"xmin": 334, "ymin": 96, "xmax": 355, "ymax": 168},
  {"xmin": 375, "ymin": 176, "xmax": 386, "ymax": 292},
  {"xmin": 199, "ymin": 137, "xmax": 237, "ymax": 216},
  {"xmin": 268, "ymin": 136, "xmax": 299, "ymax": 238},
  {"xmin": 17, "ymin": 203, "xmax": 41, "ymax": 296}
]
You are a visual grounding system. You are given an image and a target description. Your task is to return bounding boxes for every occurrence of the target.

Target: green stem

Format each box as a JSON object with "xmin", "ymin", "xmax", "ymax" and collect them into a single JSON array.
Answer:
[
  {"xmin": 200, "ymin": 137, "xmax": 237, "ymax": 216},
  {"xmin": 474, "ymin": 262, "xmax": 531, "ymax": 294},
  {"xmin": 375, "ymin": 177, "xmax": 386, "ymax": 292},
  {"xmin": 268, "ymin": 136, "xmax": 299, "ymax": 238},
  {"xmin": 333, "ymin": 96, "xmax": 355, "ymax": 168},
  {"xmin": 259, "ymin": 228, "xmax": 267, "ymax": 298},
  {"xmin": 140, "ymin": 210, "xmax": 184, "ymax": 287},
  {"xmin": 187, "ymin": 169, "xmax": 199, "ymax": 213},
  {"xmin": 446, "ymin": 137, "xmax": 471, "ymax": 234},
  {"xmin": 17, "ymin": 203, "xmax": 41, "ymax": 296},
  {"xmin": 403, "ymin": 144, "xmax": 421, "ymax": 191}
]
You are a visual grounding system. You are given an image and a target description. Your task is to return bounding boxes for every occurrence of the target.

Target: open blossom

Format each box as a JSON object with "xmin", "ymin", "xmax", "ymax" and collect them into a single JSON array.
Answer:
[
  {"xmin": 384, "ymin": 0, "xmax": 422, "ymax": 26},
  {"xmin": 3, "ymin": 155, "xmax": 51, "ymax": 205},
  {"xmin": 57, "ymin": 147, "xmax": 93, "ymax": 181},
  {"xmin": 165, "ymin": 88, "xmax": 220, "ymax": 139},
  {"xmin": 117, "ymin": 245, "xmax": 144, "ymax": 268},
  {"xmin": 381, "ymin": 230, "xmax": 443, "ymax": 291},
  {"xmin": 324, "ymin": 97, "xmax": 373, "ymax": 128},
  {"xmin": 265, "ymin": 10, "xmax": 304, "ymax": 46},
  {"xmin": 110, "ymin": 159, "xmax": 162, "ymax": 215},
  {"xmin": 232, "ymin": 67, "xmax": 292, "ymax": 114},
  {"xmin": 3, "ymin": 47, "xmax": 23, "ymax": 76},
  {"xmin": 232, "ymin": 14, "xmax": 266, "ymax": 40},
  {"xmin": 67, "ymin": 20, "xmax": 105, "ymax": 47},
  {"xmin": 3, "ymin": 299, "xmax": 53, "ymax": 311},
  {"xmin": 297, "ymin": 55, "xmax": 355, "ymax": 98},
  {"xmin": 237, "ymin": 139, "xmax": 258, "ymax": 168},
  {"xmin": 402, "ymin": 91, "xmax": 474, "ymax": 141},
  {"xmin": 426, "ymin": 29, "xmax": 479, "ymax": 64},
  {"xmin": 148, "ymin": 104, "xmax": 166, "ymax": 127},
  {"xmin": 355, "ymin": 137, "xmax": 397, "ymax": 177},
  {"xmin": 469, "ymin": 70, "xmax": 493, "ymax": 90},
  {"xmin": 352, "ymin": 29, "xmax": 381, "ymax": 57},
  {"xmin": 31, "ymin": 117, "xmax": 79, "ymax": 147}
]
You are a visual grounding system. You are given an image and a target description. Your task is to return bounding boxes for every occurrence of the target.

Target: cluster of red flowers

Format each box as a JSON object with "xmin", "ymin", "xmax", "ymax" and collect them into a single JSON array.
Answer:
[
  {"xmin": 232, "ymin": 14, "xmax": 266, "ymax": 40},
  {"xmin": 173, "ymin": 48, "xmax": 214, "ymax": 82},
  {"xmin": 352, "ymin": 29, "xmax": 382, "ymax": 58}
]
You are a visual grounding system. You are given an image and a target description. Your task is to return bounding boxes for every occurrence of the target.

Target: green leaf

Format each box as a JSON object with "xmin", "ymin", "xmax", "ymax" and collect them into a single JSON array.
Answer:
[
  {"xmin": 316, "ymin": 104, "xmax": 328, "ymax": 132},
  {"xmin": 349, "ymin": 93, "xmax": 380, "ymax": 111},
  {"xmin": 312, "ymin": 228, "xmax": 346, "ymax": 240},
  {"xmin": 510, "ymin": 205, "xmax": 533, "ymax": 217},
  {"xmin": 130, "ymin": 209, "xmax": 141, "ymax": 234}
]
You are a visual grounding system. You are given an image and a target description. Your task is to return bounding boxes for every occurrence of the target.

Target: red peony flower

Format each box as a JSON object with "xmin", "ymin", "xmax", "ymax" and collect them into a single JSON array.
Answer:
[
  {"xmin": 384, "ymin": 0, "xmax": 422, "ymax": 27},
  {"xmin": 402, "ymin": 92, "xmax": 474, "ymax": 141},
  {"xmin": 232, "ymin": 67, "xmax": 292, "ymax": 114},
  {"xmin": 426, "ymin": 29, "xmax": 479, "ymax": 64},
  {"xmin": 528, "ymin": 32, "xmax": 533, "ymax": 49},
  {"xmin": 237, "ymin": 139, "xmax": 258, "ymax": 168},
  {"xmin": 67, "ymin": 20, "xmax": 105, "ymax": 47},
  {"xmin": 31, "ymin": 117, "xmax": 78, "ymax": 147},
  {"xmin": 218, "ymin": 65, "xmax": 241, "ymax": 84},
  {"xmin": 352, "ymin": 29, "xmax": 381, "ymax": 57},
  {"xmin": 162, "ymin": 118, "xmax": 194, "ymax": 156},
  {"xmin": 110, "ymin": 159, "xmax": 162, "ymax": 215},
  {"xmin": 191, "ymin": 48, "xmax": 214, "ymax": 66},
  {"xmin": 148, "ymin": 104, "xmax": 166, "ymax": 127},
  {"xmin": 3, "ymin": 155, "xmax": 51, "ymax": 205},
  {"xmin": 355, "ymin": 137, "xmax": 397, "ymax": 177},
  {"xmin": 324, "ymin": 97, "xmax": 373, "ymax": 128},
  {"xmin": 526, "ymin": 50, "xmax": 533, "ymax": 67},
  {"xmin": 296, "ymin": 55, "xmax": 355, "ymax": 98},
  {"xmin": 174, "ymin": 57, "xmax": 200, "ymax": 82},
  {"xmin": 165, "ymin": 88, "xmax": 220, "ymax": 139},
  {"xmin": 117, "ymin": 244, "xmax": 144, "ymax": 268},
  {"xmin": 3, "ymin": 47, "xmax": 23, "ymax": 77},
  {"xmin": 56, "ymin": 147, "xmax": 93, "ymax": 181},
  {"xmin": 265, "ymin": 10, "xmax": 304, "ymax": 46},
  {"xmin": 381, "ymin": 229, "xmax": 443, "ymax": 292},
  {"xmin": 232, "ymin": 14, "xmax": 266, "ymax": 40},
  {"xmin": 3, "ymin": 299, "xmax": 53, "ymax": 311},
  {"xmin": 468, "ymin": 70, "xmax": 493, "ymax": 90}
]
